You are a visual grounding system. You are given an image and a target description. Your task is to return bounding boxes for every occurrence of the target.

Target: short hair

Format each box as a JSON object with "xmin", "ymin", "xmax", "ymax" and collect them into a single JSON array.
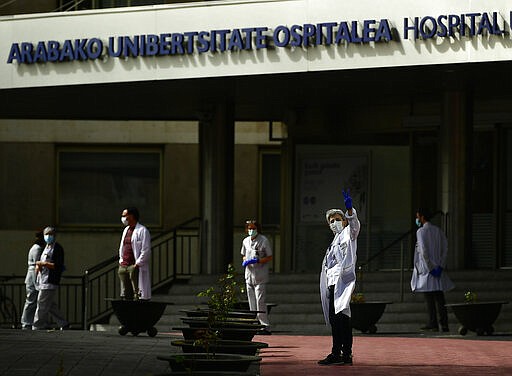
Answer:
[
  {"xmin": 325, "ymin": 209, "xmax": 344, "ymax": 224},
  {"xmin": 43, "ymin": 226, "xmax": 56, "ymax": 235},
  {"xmin": 126, "ymin": 207, "xmax": 140, "ymax": 221},
  {"xmin": 245, "ymin": 219, "xmax": 262, "ymax": 233},
  {"xmin": 417, "ymin": 208, "xmax": 432, "ymax": 221}
]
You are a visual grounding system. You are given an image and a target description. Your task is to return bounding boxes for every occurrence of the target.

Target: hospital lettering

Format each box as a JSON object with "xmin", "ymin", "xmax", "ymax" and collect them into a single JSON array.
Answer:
[
  {"xmin": 403, "ymin": 12, "xmax": 505, "ymax": 40},
  {"xmin": 5, "ymin": 10, "xmax": 512, "ymax": 65},
  {"xmin": 7, "ymin": 38, "xmax": 103, "ymax": 64}
]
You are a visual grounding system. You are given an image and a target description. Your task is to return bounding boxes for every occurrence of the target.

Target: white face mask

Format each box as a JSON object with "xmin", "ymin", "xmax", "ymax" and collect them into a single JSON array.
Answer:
[
  {"xmin": 330, "ymin": 220, "xmax": 344, "ymax": 233},
  {"xmin": 121, "ymin": 217, "xmax": 129, "ymax": 226},
  {"xmin": 248, "ymin": 229, "xmax": 257, "ymax": 237}
]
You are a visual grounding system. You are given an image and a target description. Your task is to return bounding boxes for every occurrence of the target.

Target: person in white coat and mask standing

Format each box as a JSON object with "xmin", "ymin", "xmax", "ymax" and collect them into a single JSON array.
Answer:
[
  {"xmin": 118, "ymin": 207, "xmax": 152, "ymax": 300},
  {"xmin": 318, "ymin": 189, "xmax": 360, "ymax": 366},
  {"xmin": 411, "ymin": 208, "xmax": 454, "ymax": 332}
]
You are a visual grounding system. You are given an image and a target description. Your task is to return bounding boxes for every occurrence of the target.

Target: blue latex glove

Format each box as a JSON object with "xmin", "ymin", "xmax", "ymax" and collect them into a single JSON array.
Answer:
[
  {"xmin": 242, "ymin": 257, "xmax": 259, "ymax": 267},
  {"xmin": 430, "ymin": 266, "xmax": 443, "ymax": 278},
  {"xmin": 343, "ymin": 189, "xmax": 353, "ymax": 210}
]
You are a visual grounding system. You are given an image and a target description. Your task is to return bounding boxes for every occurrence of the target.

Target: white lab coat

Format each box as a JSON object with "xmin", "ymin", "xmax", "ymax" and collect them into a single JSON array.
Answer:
[
  {"xmin": 320, "ymin": 208, "xmax": 360, "ymax": 323},
  {"xmin": 410, "ymin": 222, "xmax": 454, "ymax": 292},
  {"xmin": 118, "ymin": 222, "xmax": 152, "ymax": 300}
]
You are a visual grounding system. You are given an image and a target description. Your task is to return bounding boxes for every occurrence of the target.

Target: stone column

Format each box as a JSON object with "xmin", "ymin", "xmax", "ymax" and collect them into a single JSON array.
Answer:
[
  {"xmin": 440, "ymin": 88, "xmax": 473, "ymax": 269},
  {"xmin": 198, "ymin": 103, "xmax": 235, "ymax": 274}
]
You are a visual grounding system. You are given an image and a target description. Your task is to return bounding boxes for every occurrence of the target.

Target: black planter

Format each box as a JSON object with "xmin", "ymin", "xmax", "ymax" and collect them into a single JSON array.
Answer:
[
  {"xmin": 180, "ymin": 308, "xmax": 259, "ymax": 320},
  {"xmin": 108, "ymin": 299, "xmax": 172, "ymax": 337},
  {"xmin": 349, "ymin": 301, "xmax": 392, "ymax": 334},
  {"xmin": 173, "ymin": 326, "xmax": 261, "ymax": 341},
  {"xmin": 156, "ymin": 353, "xmax": 261, "ymax": 373},
  {"xmin": 171, "ymin": 339, "xmax": 268, "ymax": 356},
  {"xmin": 445, "ymin": 301, "xmax": 509, "ymax": 336},
  {"xmin": 180, "ymin": 316, "xmax": 262, "ymax": 329}
]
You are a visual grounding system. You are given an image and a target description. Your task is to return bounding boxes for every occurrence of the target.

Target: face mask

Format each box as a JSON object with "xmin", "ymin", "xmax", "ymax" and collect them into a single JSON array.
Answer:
[
  {"xmin": 44, "ymin": 235, "xmax": 54, "ymax": 244},
  {"xmin": 415, "ymin": 218, "xmax": 421, "ymax": 227},
  {"xmin": 248, "ymin": 229, "xmax": 257, "ymax": 237},
  {"xmin": 330, "ymin": 220, "xmax": 343, "ymax": 233},
  {"xmin": 121, "ymin": 217, "xmax": 129, "ymax": 226}
]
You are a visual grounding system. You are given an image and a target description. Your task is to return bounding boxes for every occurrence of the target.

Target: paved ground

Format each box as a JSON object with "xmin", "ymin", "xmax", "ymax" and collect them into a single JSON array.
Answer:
[{"xmin": 1, "ymin": 329, "xmax": 512, "ymax": 376}]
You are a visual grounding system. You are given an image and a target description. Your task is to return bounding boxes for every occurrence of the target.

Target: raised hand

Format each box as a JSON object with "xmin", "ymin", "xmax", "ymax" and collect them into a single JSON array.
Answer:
[{"xmin": 343, "ymin": 189, "xmax": 352, "ymax": 210}]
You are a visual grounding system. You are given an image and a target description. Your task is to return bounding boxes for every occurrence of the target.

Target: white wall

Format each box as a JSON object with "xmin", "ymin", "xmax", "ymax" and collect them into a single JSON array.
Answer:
[{"xmin": 1, "ymin": 0, "xmax": 512, "ymax": 89}]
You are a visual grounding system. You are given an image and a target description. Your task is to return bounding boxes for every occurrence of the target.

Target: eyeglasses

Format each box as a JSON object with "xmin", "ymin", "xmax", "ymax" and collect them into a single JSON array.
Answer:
[{"xmin": 245, "ymin": 220, "xmax": 257, "ymax": 224}]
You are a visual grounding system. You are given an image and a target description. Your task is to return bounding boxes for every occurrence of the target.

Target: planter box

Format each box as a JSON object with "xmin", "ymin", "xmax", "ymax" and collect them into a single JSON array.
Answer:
[
  {"xmin": 173, "ymin": 326, "xmax": 260, "ymax": 341},
  {"xmin": 350, "ymin": 301, "xmax": 392, "ymax": 334},
  {"xmin": 181, "ymin": 316, "xmax": 261, "ymax": 329},
  {"xmin": 180, "ymin": 308, "xmax": 259, "ymax": 320},
  {"xmin": 171, "ymin": 339, "xmax": 268, "ymax": 356},
  {"xmin": 445, "ymin": 301, "xmax": 509, "ymax": 336},
  {"xmin": 156, "ymin": 353, "xmax": 261, "ymax": 373},
  {"xmin": 108, "ymin": 299, "xmax": 172, "ymax": 337}
]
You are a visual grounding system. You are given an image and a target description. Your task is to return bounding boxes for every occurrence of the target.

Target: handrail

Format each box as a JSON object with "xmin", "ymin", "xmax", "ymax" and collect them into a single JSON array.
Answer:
[
  {"xmin": 357, "ymin": 210, "xmax": 444, "ymax": 269},
  {"xmin": 84, "ymin": 217, "xmax": 202, "ymax": 276},
  {"xmin": 356, "ymin": 210, "xmax": 445, "ymax": 302},
  {"xmin": 82, "ymin": 216, "xmax": 201, "ymax": 329}
]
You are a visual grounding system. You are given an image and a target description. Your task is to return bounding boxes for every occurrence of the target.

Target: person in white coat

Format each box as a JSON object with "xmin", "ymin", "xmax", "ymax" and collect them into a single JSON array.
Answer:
[
  {"xmin": 411, "ymin": 208, "xmax": 454, "ymax": 332},
  {"xmin": 318, "ymin": 189, "xmax": 360, "ymax": 366},
  {"xmin": 241, "ymin": 219, "xmax": 273, "ymax": 334},
  {"xmin": 20, "ymin": 230, "xmax": 45, "ymax": 330},
  {"xmin": 118, "ymin": 207, "xmax": 152, "ymax": 300}
]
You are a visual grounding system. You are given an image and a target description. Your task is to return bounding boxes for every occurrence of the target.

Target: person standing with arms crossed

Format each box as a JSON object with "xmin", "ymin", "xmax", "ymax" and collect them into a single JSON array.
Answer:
[
  {"xmin": 241, "ymin": 219, "xmax": 273, "ymax": 335},
  {"xmin": 318, "ymin": 189, "xmax": 360, "ymax": 366},
  {"xmin": 411, "ymin": 208, "xmax": 454, "ymax": 332},
  {"xmin": 32, "ymin": 227, "xmax": 69, "ymax": 330}
]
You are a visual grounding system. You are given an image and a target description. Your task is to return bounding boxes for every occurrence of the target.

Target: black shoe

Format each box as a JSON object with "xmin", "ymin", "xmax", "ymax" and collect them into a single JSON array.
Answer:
[
  {"xmin": 258, "ymin": 327, "xmax": 272, "ymax": 335},
  {"xmin": 318, "ymin": 354, "xmax": 343, "ymax": 366},
  {"xmin": 60, "ymin": 324, "xmax": 70, "ymax": 331},
  {"xmin": 341, "ymin": 354, "xmax": 353, "ymax": 365},
  {"xmin": 420, "ymin": 325, "xmax": 439, "ymax": 332}
]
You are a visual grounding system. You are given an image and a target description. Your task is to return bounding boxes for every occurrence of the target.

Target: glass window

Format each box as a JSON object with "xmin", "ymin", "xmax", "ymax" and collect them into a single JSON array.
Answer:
[{"xmin": 58, "ymin": 148, "xmax": 161, "ymax": 226}]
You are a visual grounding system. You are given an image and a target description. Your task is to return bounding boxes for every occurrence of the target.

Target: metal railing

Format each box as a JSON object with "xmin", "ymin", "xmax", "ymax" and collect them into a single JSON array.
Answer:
[
  {"xmin": 0, "ymin": 217, "xmax": 201, "ymax": 329},
  {"xmin": 83, "ymin": 217, "xmax": 201, "ymax": 328},
  {"xmin": 356, "ymin": 211, "xmax": 446, "ymax": 302}
]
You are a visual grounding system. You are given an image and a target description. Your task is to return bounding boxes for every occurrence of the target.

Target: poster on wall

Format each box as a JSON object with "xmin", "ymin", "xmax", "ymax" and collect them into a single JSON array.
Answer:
[
  {"xmin": 298, "ymin": 154, "xmax": 369, "ymax": 224},
  {"xmin": 293, "ymin": 149, "xmax": 370, "ymax": 272}
]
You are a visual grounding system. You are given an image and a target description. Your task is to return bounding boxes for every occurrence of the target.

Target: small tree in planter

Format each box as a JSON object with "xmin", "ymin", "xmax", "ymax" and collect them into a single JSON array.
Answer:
[
  {"xmin": 193, "ymin": 264, "xmax": 245, "ymax": 355},
  {"xmin": 158, "ymin": 265, "xmax": 262, "ymax": 373},
  {"xmin": 446, "ymin": 292, "xmax": 509, "ymax": 336}
]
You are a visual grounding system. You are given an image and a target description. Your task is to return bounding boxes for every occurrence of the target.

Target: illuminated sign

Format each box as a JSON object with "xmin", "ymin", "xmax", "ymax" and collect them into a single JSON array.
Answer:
[{"xmin": 6, "ymin": 11, "xmax": 510, "ymax": 65}]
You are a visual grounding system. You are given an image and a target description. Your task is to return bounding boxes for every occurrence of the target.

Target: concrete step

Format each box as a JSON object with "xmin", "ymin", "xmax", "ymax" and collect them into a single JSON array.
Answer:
[{"xmin": 135, "ymin": 270, "xmax": 512, "ymax": 336}]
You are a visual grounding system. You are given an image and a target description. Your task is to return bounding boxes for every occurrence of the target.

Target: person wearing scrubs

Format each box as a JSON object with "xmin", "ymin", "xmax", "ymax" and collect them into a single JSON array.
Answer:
[
  {"xmin": 241, "ymin": 219, "xmax": 273, "ymax": 334},
  {"xmin": 318, "ymin": 189, "xmax": 360, "ymax": 366},
  {"xmin": 20, "ymin": 230, "xmax": 45, "ymax": 330}
]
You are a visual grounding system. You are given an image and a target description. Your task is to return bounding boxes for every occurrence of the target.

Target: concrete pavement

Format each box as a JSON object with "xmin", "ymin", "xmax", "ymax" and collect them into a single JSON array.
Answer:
[{"xmin": 1, "ymin": 328, "xmax": 512, "ymax": 376}]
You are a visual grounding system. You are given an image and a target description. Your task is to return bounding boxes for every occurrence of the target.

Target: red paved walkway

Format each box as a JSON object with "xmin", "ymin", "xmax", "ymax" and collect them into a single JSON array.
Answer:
[{"xmin": 258, "ymin": 334, "xmax": 512, "ymax": 376}]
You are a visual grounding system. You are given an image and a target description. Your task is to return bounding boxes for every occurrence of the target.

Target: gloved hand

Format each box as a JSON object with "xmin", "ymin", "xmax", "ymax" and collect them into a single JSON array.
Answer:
[
  {"xmin": 430, "ymin": 266, "xmax": 443, "ymax": 278},
  {"xmin": 343, "ymin": 189, "xmax": 352, "ymax": 210},
  {"xmin": 242, "ymin": 257, "xmax": 259, "ymax": 267}
]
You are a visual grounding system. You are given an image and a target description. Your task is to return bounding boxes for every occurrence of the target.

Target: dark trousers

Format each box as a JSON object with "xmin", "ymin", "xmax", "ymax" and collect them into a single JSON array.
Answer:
[
  {"xmin": 424, "ymin": 291, "xmax": 448, "ymax": 329},
  {"xmin": 328, "ymin": 285, "xmax": 352, "ymax": 356}
]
